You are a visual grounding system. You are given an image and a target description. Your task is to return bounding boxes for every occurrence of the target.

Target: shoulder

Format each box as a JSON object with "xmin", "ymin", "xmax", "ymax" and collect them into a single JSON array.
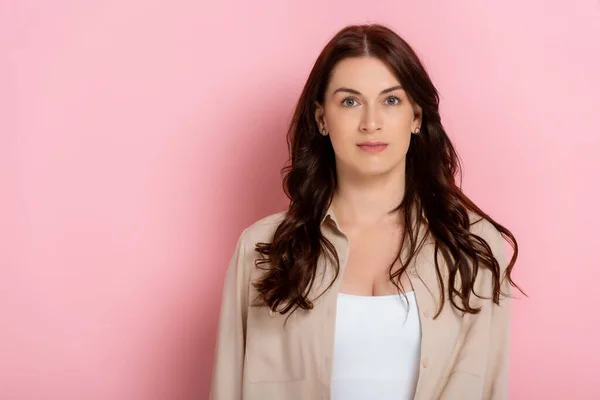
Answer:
[
  {"xmin": 224, "ymin": 210, "xmax": 287, "ymax": 284},
  {"xmin": 468, "ymin": 210, "xmax": 503, "ymax": 244},
  {"xmin": 467, "ymin": 210, "xmax": 508, "ymax": 270},
  {"xmin": 238, "ymin": 210, "xmax": 288, "ymax": 249},
  {"xmin": 231, "ymin": 211, "xmax": 287, "ymax": 290}
]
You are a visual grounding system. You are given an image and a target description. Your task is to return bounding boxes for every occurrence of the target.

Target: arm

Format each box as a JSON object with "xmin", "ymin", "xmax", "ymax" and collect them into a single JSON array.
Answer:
[
  {"xmin": 482, "ymin": 222, "xmax": 513, "ymax": 400},
  {"xmin": 209, "ymin": 230, "xmax": 250, "ymax": 400}
]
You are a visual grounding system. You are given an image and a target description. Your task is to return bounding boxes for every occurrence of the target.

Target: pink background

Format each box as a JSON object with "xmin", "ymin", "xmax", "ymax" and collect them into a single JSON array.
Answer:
[{"xmin": 2, "ymin": 1, "xmax": 599, "ymax": 399}]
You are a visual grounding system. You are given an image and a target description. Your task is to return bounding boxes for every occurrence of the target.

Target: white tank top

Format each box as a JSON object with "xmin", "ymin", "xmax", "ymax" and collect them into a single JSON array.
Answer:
[{"xmin": 331, "ymin": 291, "xmax": 422, "ymax": 400}]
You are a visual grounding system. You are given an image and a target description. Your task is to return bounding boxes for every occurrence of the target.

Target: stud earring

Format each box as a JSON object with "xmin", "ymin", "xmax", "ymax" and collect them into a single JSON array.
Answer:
[{"xmin": 412, "ymin": 127, "xmax": 421, "ymax": 135}]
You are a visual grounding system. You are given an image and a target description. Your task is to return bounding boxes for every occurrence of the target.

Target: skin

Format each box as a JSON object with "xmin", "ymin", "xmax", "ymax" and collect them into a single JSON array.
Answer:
[{"xmin": 314, "ymin": 56, "xmax": 423, "ymax": 296}]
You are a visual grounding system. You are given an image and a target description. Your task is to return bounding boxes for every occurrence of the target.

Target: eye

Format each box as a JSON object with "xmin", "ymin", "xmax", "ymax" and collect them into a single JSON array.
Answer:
[
  {"xmin": 386, "ymin": 96, "xmax": 401, "ymax": 106},
  {"xmin": 341, "ymin": 97, "xmax": 359, "ymax": 107}
]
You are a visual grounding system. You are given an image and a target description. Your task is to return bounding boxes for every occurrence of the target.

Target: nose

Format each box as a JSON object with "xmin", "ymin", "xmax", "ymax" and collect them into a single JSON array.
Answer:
[{"xmin": 359, "ymin": 105, "xmax": 382, "ymax": 133}]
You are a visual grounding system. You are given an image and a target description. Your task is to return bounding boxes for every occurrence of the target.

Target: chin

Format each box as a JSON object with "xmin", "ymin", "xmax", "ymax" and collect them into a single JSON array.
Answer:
[{"xmin": 355, "ymin": 165, "xmax": 393, "ymax": 178}]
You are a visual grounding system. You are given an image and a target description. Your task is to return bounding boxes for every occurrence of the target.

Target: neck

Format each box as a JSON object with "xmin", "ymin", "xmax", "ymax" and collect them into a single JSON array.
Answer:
[{"xmin": 331, "ymin": 169, "xmax": 406, "ymax": 228}]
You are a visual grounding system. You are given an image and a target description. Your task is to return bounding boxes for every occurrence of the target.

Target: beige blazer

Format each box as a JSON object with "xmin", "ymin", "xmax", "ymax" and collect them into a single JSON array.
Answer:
[{"xmin": 210, "ymin": 207, "xmax": 512, "ymax": 400}]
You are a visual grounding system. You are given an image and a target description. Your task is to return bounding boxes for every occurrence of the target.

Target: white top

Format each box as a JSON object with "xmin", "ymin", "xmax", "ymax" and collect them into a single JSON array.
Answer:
[{"xmin": 331, "ymin": 291, "xmax": 422, "ymax": 400}]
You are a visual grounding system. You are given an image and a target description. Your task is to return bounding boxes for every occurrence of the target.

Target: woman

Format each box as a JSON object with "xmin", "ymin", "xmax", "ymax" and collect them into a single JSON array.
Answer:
[{"xmin": 210, "ymin": 23, "xmax": 522, "ymax": 400}]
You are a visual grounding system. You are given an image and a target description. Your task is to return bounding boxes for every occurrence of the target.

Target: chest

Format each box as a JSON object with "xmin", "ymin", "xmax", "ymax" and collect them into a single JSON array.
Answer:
[{"xmin": 340, "ymin": 226, "xmax": 413, "ymax": 296}]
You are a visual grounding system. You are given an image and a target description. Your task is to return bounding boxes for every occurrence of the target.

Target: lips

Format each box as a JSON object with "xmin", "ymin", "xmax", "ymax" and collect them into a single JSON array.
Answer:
[
  {"xmin": 358, "ymin": 142, "xmax": 387, "ymax": 146},
  {"xmin": 357, "ymin": 143, "xmax": 388, "ymax": 153}
]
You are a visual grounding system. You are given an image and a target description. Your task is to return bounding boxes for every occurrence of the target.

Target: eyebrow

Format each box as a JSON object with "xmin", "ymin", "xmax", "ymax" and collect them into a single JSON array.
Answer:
[{"xmin": 332, "ymin": 85, "xmax": 404, "ymax": 96}]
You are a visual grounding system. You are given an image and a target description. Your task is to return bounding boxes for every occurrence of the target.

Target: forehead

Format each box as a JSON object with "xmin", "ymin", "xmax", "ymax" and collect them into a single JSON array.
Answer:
[{"xmin": 327, "ymin": 57, "xmax": 401, "ymax": 95}]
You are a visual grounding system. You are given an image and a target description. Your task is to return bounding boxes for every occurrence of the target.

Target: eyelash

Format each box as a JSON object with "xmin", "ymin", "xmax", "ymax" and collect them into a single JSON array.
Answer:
[{"xmin": 341, "ymin": 96, "xmax": 401, "ymax": 108}]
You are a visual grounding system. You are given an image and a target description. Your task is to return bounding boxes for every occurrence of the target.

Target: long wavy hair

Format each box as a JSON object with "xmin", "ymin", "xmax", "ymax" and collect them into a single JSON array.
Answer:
[{"xmin": 253, "ymin": 23, "xmax": 523, "ymax": 319}]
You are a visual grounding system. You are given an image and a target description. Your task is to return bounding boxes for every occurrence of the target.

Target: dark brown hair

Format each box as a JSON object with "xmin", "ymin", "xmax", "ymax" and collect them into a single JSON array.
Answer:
[{"xmin": 253, "ymin": 23, "xmax": 523, "ymax": 319}]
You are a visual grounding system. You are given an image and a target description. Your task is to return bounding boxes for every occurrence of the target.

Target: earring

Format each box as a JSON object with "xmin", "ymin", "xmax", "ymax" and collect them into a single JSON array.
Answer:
[
  {"xmin": 321, "ymin": 127, "xmax": 328, "ymax": 136},
  {"xmin": 412, "ymin": 127, "xmax": 421, "ymax": 135}
]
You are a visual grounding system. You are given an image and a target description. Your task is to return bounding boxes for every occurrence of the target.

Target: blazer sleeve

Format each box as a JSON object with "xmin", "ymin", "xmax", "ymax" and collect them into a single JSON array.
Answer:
[
  {"xmin": 482, "ymin": 222, "xmax": 513, "ymax": 400},
  {"xmin": 209, "ymin": 229, "xmax": 250, "ymax": 400}
]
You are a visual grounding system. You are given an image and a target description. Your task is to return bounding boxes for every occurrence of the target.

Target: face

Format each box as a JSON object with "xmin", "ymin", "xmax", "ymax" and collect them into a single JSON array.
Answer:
[{"xmin": 315, "ymin": 57, "xmax": 422, "ymax": 181}]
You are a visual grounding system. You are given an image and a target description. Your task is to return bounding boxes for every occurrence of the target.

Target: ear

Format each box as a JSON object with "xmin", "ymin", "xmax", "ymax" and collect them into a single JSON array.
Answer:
[
  {"xmin": 314, "ymin": 101, "xmax": 327, "ymax": 134},
  {"xmin": 412, "ymin": 103, "xmax": 423, "ymax": 131}
]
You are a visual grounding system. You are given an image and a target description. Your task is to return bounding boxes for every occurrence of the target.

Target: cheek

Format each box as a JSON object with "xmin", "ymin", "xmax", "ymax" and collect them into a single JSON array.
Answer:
[
  {"xmin": 388, "ymin": 109, "xmax": 414, "ymax": 129},
  {"xmin": 328, "ymin": 134, "xmax": 351, "ymax": 157},
  {"xmin": 325, "ymin": 112, "xmax": 357, "ymax": 150},
  {"xmin": 326, "ymin": 108, "xmax": 357, "ymax": 131}
]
